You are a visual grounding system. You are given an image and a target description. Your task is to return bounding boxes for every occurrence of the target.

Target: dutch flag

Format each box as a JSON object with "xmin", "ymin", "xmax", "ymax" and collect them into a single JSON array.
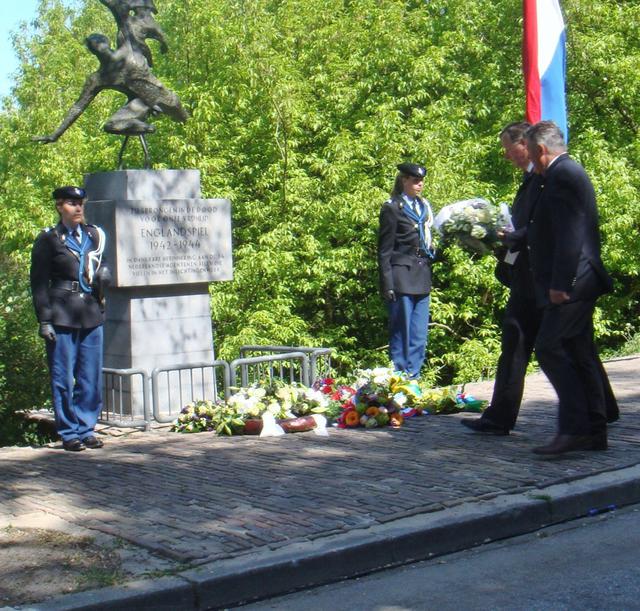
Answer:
[{"xmin": 523, "ymin": 0, "xmax": 568, "ymax": 140}]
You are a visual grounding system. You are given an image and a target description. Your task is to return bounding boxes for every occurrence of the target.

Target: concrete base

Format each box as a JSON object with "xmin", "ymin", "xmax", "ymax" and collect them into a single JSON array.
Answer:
[
  {"xmin": 102, "ymin": 283, "xmax": 216, "ymax": 417},
  {"xmin": 103, "ymin": 283, "xmax": 214, "ymax": 369}
]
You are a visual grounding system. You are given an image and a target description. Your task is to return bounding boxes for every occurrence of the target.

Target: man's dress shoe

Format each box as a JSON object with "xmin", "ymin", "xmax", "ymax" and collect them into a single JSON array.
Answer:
[
  {"xmin": 532, "ymin": 434, "xmax": 595, "ymax": 455},
  {"xmin": 62, "ymin": 439, "xmax": 85, "ymax": 452},
  {"xmin": 461, "ymin": 417, "xmax": 509, "ymax": 436},
  {"xmin": 82, "ymin": 435, "xmax": 104, "ymax": 449}
]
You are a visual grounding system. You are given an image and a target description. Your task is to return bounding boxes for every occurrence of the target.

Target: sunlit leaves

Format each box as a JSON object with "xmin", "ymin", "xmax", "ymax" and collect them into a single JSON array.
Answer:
[{"xmin": 1, "ymin": 0, "xmax": 639, "ymax": 409}]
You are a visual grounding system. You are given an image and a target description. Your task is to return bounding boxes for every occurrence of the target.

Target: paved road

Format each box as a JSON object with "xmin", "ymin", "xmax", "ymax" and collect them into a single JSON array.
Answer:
[
  {"xmin": 1, "ymin": 356, "xmax": 639, "ymax": 609},
  {"xmin": 243, "ymin": 503, "xmax": 640, "ymax": 611}
]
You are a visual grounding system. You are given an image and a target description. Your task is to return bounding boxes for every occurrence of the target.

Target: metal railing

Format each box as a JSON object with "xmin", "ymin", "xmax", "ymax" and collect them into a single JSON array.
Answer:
[
  {"xmin": 151, "ymin": 360, "xmax": 231, "ymax": 423},
  {"xmin": 229, "ymin": 351, "xmax": 309, "ymax": 388},
  {"xmin": 238, "ymin": 345, "xmax": 333, "ymax": 385},
  {"xmin": 101, "ymin": 346, "xmax": 333, "ymax": 428},
  {"xmin": 101, "ymin": 367, "xmax": 151, "ymax": 431}
]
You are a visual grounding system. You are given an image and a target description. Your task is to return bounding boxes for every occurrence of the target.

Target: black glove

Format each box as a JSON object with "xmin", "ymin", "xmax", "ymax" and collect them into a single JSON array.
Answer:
[
  {"xmin": 384, "ymin": 290, "xmax": 397, "ymax": 302},
  {"xmin": 94, "ymin": 266, "xmax": 112, "ymax": 289},
  {"xmin": 39, "ymin": 323, "xmax": 56, "ymax": 343}
]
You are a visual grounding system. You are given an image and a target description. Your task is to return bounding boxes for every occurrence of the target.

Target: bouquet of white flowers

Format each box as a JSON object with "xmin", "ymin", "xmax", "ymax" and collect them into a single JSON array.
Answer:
[{"xmin": 434, "ymin": 198, "xmax": 512, "ymax": 255}]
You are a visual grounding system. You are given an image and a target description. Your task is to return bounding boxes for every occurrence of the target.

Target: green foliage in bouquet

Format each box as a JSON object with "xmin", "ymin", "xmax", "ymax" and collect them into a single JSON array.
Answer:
[
  {"xmin": 416, "ymin": 386, "xmax": 458, "ymax": 414},
  {"xmin": 262, "ymin": 380, "xmax": 330, "ymax": 416},
  {"xmin": 416, "ymin": 386, "xmax": 486, "ymax": 414},
  {"xmin": 171, "ymin": 399, "xmax": 246, "ymax": 435},
  {"xmin": 172, "ymin": 380, "xmax": 330, "ymax": 434}
]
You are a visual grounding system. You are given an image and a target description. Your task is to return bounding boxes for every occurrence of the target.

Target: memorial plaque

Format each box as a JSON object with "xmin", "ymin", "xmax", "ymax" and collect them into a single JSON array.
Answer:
[{"xmin": 112, "ymin": 198, "xmax": 232, "ymax": 286}]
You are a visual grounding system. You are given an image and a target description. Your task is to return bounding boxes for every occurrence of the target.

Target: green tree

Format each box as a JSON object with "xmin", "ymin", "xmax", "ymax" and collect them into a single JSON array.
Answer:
[{"xmin": 1, "ymin": 0, "xmax": 639, "ymax": 438}]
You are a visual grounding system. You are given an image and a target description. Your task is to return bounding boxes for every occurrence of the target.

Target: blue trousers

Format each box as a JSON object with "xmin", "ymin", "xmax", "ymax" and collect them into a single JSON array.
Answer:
[
  {"xmin": 46, "ymin": 326, "xmax": 103, "ymax": 442},
  {"xmin": 388, "ymin": 294, "xmax": 430, "ymax": 378}
]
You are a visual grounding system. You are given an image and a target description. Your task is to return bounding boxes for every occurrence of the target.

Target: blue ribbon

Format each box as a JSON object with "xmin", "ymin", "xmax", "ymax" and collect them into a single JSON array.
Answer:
[
  {"xmin": 403, "ymin": 200, "xmax": 435, "ymax": 259},
  {"xmin": 65, "ymin": 231, "xmax": 93, "ymax": 293}
]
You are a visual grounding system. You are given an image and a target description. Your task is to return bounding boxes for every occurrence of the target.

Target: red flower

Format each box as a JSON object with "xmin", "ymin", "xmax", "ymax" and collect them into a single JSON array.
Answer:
[{"xmin": 344, "ymin": 410, "xmax": 361, "ymax": 428}]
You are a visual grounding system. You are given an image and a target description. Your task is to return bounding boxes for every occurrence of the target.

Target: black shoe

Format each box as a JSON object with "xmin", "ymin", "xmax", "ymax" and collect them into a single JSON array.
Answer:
[
  {"xmin": 82, "ymin": 435, "xmax": 104, "ymax": 449},
  {"xmin": 461, "ymin": 417, "xmax": 509, "ymax": 436},
  {"xmin": 532, "ymin": 434, "xmax": 593, "ymax": 455},
  {"xmin": 62, "ymin": 439, "xmax": 85, "ymax": 452}
]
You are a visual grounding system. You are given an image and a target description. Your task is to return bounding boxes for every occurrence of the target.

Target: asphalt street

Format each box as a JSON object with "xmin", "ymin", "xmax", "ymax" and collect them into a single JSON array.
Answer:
[{"xmin": 242, "ymin": 503, "xmax": 640, "ymax": 611}]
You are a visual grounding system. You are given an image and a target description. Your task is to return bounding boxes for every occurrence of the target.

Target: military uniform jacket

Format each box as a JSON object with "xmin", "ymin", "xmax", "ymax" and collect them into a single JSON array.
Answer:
[
  {"xmin": 527, "ymin": 154, "xmax": 613, "ymax": 306},
  {"xmin": 495, "ymin": 172, "xmax": 543, "ymax": 300},
  {"xmin": 30, "ymin": 222, "xmax": 105, "ymax": 328},
  {"xmin": 378, "ymin": 195, "xmax": 432, "ymax": 296}
]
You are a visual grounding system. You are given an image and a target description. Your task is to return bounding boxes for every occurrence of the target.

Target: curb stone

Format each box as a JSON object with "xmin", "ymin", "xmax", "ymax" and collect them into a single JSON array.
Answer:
[{"xmin": 11, "ymin": 464, "xmax": 640, "ymax": 611}]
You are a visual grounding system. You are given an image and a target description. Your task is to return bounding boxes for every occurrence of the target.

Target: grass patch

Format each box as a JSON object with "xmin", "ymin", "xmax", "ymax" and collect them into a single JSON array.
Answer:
[{"xmin": 0, "ymin": 527, "xmax": 125, "ymax": 606}]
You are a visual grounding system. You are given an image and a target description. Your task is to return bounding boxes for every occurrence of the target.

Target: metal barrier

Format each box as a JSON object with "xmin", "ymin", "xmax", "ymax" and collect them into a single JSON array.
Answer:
[
  {"xmin": 102, "ymin": 347, "xmax": 333, "ymax": 428},
  {"xmin": 309, "ymin": 348, "xmax": 333, "ymax": 384},
  {"xmin": 151, "ymin": 360, "xmax": 231, "ymax": 423},
  {"xmin": 229, "ymin": 351, "xmax": 310, "ymax": 388},
  {"xmin": 101, "ymin": 367, "xmax": 151, "ymax": 431},
  {"xmin": 238, "ymin": 345, "xmax": 333, "ymax": 385}
]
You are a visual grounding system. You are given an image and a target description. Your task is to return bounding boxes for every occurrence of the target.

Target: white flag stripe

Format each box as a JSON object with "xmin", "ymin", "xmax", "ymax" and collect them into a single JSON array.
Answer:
[{"xmin": 536, "ymin": 0, "xmax": 565, "ymax": 76}]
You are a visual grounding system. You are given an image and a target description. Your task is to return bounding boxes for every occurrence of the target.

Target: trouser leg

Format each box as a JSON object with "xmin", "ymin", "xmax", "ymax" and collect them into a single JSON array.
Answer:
[
  {"xmin": 485, "ymin": 297, "xmax": 540, "ymax": 429},
  {"xmin": 73, "ymin": 326, "xmax": 104, "ymax": 440},
  {"xmin": 388, "ymin": 297, "xmax": 411, "ymax": 373},
  {"xmin": 595, "ymin": 350, "xmax": 619, "ymax": 422},
  {"xmin": 47, "ymin": 328, "xmax": 80, "ymax": 441},
  {"xmin": 407, "ymin": 294, "xmax": 430, "ymax": 379},
  {"xmin": 565, "ymin": 322, "xmax": 607, "ymax": 435},
  {"xmin": 535, "ymin": 301, "xmax": 601, "ymax": 436}
]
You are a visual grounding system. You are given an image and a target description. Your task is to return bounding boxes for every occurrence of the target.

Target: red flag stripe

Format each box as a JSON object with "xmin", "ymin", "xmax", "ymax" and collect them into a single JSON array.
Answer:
[{"xmin": 523, "ymin": 0, "xmax": 541, "ymax": 124}]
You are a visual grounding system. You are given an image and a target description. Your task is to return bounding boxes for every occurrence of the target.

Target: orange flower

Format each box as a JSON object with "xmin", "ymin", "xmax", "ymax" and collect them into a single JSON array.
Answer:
[
  {"xmin": 365, "ymin": 406, "xmax": 380, "ymax": 417},
  {"xmin": 389, "ymin": 413, "xmax": 404, "ymax": 428},
  {"xmin": 344, "ymin": 410, "xmax": 361, "ymax": 427}
]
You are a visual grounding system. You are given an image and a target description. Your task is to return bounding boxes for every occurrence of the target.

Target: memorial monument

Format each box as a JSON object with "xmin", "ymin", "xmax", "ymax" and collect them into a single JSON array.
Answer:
[{"xmin": 34, "ymin": 0, "xmax": 232, "ymax": 417}]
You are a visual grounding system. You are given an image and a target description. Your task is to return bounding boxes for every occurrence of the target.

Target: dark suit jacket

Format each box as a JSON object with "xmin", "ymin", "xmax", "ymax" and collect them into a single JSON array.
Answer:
[
  {"xmin": 30, "ymin": 222, "xmax": 105, "ymax": 328},
  {"xmin": 495, "ymin": 172, "xmax": 543, "ymax": 299},
  {"xmin": 527, "ymin": 154, "xmax": 613, "ymax": 307},
  {"xmin": 378, "ymin": 195, "xmax": 432, "ymax": 296}
]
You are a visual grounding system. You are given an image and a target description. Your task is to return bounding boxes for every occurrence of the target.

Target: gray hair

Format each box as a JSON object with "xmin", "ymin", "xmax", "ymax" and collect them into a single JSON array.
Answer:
[
  {"xmin": 525, "ymin": 121, "xmax": 567, "ymax": 153},
  {"xmin": 499, "ymin": 121, "xmax": 531, "ymax": 144}
]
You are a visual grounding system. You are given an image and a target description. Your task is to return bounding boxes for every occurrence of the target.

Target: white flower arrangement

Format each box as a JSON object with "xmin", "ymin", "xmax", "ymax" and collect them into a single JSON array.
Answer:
[{"xmin": 434, "ymin": 198, "xmax": 512, "ymax": 255}]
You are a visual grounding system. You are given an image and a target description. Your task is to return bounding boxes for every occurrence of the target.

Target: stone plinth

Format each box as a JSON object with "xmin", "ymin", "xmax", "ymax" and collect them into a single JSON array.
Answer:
[{"xmin": 84, "ymin": 170, "xmax": 232, "ymax": 418}]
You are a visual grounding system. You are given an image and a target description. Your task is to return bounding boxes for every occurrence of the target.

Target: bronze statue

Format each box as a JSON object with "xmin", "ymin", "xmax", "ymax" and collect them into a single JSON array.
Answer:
[
  {"xmin": 34, "ymin": 0, "xmax": 187, "ymax": 168},
  {"xmin": 99, "ymin": 0, "xmax": 168, "ymax": 68}
]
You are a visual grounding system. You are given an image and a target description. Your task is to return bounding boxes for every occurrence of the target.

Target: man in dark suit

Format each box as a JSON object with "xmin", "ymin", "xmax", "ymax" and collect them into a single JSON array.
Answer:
[
  {"xmin": 525, "ymin": 121, "xmax": 615, "ymax": 455},
  {"xmin": 31, "ymin": 186, "xmax": 110, "ymax": 451},
  {"xmin": 378, "ymin": 162, "xmax": 435, "ymax": 379},
  {"xmin": 461, "ymin": 122, "xmax": 543, "ymax": 435}
]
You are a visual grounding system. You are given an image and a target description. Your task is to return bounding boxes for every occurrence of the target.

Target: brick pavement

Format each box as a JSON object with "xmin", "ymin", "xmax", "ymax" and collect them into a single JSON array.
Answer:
[{"xmin": 1, "ymin": 356, "xmax": 639, "ymax": 573}]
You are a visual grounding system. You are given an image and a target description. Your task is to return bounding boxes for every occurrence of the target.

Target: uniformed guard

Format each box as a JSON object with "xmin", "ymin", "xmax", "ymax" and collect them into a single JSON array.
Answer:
[
  {"xmin": 30, "ymin": 186, "xmax": 110, "ymax": 451},
  {"xmin": 378, "ymin": 162, "xmax": 435, "ymax": 379}
]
